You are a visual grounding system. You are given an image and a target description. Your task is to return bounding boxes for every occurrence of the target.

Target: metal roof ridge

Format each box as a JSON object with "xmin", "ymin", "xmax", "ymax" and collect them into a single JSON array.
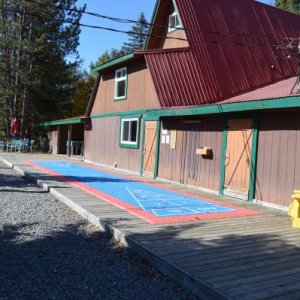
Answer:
[{"xmin": 135, "ymin": 47, "xmax": 190, "ymax": 55}]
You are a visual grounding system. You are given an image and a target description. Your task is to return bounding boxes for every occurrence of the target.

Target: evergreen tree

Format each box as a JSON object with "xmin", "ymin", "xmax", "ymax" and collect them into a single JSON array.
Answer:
[
  {"xmin": 0, "ymin": 0, "xmax": 84, "ymax": 137},
  {"xmin": 89, "ymin": 48, "xmax": 126, "ymax": 70},
  {"xmin": 121, "ymin": 12, "xmax": 149, "ymax": 54},
  {"xmin": 276, "ymin": 0, "xmax": 300, "ymax": 13},
  {"xmin": 90, "ymin": 12, "xmax": 149, "ymax": 71}
]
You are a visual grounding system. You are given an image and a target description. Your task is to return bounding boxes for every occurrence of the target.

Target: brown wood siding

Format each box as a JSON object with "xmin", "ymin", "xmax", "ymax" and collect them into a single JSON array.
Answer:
[
  {"xmin": 48, "ymin": 128, "xmax": 58, "ymax": 155},
  {"xmin": 91, "ymin": 60, "xmax": 160, "ymax": 115},
  {"xmin": 256, "ymin": 110, "xmax": 300, "ymax": 207},
  {"xmin": 162, "ymin": 29, "xmax": 189, "ymax": 49},
  {"xmin": 147, "ymin": 0, "xmax": 189, "ymax": 50},
  {"xmin": 84, "ymin": 117, "xmax": 141, "ymax": 173},
  {"xmin": 158, "ymin": 117, "xmax": 223, "ymax": 191}
]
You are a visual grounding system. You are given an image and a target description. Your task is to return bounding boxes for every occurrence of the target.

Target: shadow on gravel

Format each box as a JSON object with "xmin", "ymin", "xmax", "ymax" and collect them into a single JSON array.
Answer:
[
  {"xmin": 0, "ymin": 189, "xmax": 48, "ymax": 193},
  {"xmin": 0, "ymin": 222, "xmax": 194, "ymax": 300}
]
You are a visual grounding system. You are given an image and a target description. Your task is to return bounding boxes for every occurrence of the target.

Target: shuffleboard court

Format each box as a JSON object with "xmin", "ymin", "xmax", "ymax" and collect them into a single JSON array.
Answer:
[{"xmin": 26, "ymin": 160, "xmax": 260, "ymax": 224}]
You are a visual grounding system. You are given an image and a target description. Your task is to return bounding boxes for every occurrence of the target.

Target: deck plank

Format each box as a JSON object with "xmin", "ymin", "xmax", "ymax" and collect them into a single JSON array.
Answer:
[{"xmin": 1, "ymin": 152, "xmax": 300, "ymax": 300}]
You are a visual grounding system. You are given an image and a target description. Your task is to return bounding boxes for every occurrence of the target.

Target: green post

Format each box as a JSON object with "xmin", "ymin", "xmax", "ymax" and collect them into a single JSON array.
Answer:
[
  {"xmin": 153, "ymin": 120, "xmax": 161, "ymax": 179},
  {"xmin": 139, "ymin": 118, "xmax": 146, "ymax": 176},
  {"xmin": 248, "ymin": 115, "xmax": 259, "ymax": 201},
  {"xmin": 219, "ymin": 118, "xmax": 228, "ymax": 195}
]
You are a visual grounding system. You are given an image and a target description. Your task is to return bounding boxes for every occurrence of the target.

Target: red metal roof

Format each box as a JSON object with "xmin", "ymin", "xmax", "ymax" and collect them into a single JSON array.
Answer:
[
  {"xmin": 145, "ymin": 0, "xmax": 300, "ymax": 107},
  {"xmin": 220, "ymin": 76, "xmax": 299, "ymax": 104}
]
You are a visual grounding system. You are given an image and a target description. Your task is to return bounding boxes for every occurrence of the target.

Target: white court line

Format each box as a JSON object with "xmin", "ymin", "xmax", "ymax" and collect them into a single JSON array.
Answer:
[
  {"xmin": 126, "ymin": 187, "xmax": 147, "ymax": 211},
  {"xmin": 126, "ymin": 188, "xmax": 201, "ymax": 216}
]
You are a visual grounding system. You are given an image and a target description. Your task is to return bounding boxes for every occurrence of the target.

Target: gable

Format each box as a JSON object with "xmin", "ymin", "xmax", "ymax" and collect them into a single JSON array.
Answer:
[
  {"xmin": 89, "ymin": 57, "xmax": 160, "ymax": 116},
  {"xmin": 144, "ymin": 0, "xmax": 300, "ymax": 107},
  {"xmin": 146, "ymin": 0, "xmax": 188, "ymax": 50}
]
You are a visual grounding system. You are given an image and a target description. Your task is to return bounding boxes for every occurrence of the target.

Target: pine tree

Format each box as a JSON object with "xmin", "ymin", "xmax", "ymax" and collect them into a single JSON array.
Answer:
[
  {"xmin": 121, "ymin": 12, "xmax": 149, "ymax": 54},
  {"xmin": 89, "ymin": 48, "xmax": 126, "ymax": 70},
  {"xmin": 0, "ymin": 0, "xmax": 84, "ymax": 137},
  {"xmin": 276, "ymin": 0, "xmax": 300, "ymax": 14}
]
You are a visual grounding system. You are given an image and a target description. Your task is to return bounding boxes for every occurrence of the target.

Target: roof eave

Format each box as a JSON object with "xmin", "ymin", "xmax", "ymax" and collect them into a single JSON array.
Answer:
[
  {"xmin": 144, "ymin": 0, "xmax": 161, "ymax": 49},
  {"xmin": 91, "ymin": 53, "xmax": 135, "ymax": 74}
]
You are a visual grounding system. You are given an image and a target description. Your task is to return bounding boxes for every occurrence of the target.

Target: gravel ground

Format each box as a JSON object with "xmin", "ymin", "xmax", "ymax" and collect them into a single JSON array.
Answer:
[{"xmin": 0, "ymin": 161, "xmax": 195, "ymax": 300}]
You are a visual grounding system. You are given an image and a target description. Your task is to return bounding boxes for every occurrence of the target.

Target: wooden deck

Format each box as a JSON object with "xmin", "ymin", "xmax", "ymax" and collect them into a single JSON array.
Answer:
[{"xmin": 1, "ymin": 153, "xmax": 300, "ymax": 300}]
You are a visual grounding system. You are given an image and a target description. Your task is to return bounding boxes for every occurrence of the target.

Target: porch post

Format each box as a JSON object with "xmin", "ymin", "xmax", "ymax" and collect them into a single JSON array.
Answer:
[
  {"xmin": 67, "ymin": 124, "xmax": 72, "ymax": 157},
  {"xmin": 153, "ymin": 120, "xmax": 161, "ymax": 179}
]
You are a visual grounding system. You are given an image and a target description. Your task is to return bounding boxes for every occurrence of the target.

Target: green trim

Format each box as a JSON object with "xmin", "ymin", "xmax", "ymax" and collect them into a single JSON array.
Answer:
[
  {"xmin": 92, "ymin": 54, "xmax": 134, "ymax": 73},
  {"xmin": 91, "ymin": 109, "xmax": 148, "ymax": 119},
  {"xmin": 91, "ymin": 96, "xmax": 300, "ymax": 122},
  {"xmin": 153, "ymin": 121, "xmax": 161, "ymax": 179},
  {"xmin": 119, "ymin": 115, "xmax": 141, "ymax": 149},
  {"xmin": 114, "ymin": 67, "xmax": 128, "ymax": 101},
  {"xmin": 40, "ymin": 118, "xmax": 83, "ymax": 126},
  {"xmin": 145, "ymin": 96, "xmax": 300, "ymax": 119},
  {"xmin": 249, "ymin": 115, "xmax": 259, "ymax": 201},
  {"xmin": 219, "ymin": 118, "xmax": 228, "ymax": 195},
  {"xmin": 139, "ymin": 118, "xmax": 146, "ymax": 176}
]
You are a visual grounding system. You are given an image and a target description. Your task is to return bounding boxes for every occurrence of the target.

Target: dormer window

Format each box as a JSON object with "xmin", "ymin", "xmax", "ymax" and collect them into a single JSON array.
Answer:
[
  {"xmin": 168, "ymin": 11, "xmax": 181, "ymax": 33},
  {"xmin": 114, "ymin": 67, "xmax": 127, "ymax": 101}
]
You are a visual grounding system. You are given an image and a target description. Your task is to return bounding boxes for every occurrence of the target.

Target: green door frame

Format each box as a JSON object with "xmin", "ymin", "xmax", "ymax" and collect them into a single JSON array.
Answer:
[
  {"xmin": 219, "ymin": 114, "xmax": 259, "ymax": 201},
  {"xmin": 139, "ymin": 118, "xmax": 161, "ymax": 179}
]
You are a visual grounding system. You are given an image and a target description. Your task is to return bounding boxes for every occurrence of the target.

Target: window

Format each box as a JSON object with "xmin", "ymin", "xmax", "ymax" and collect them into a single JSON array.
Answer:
[
  {"xmin": 168, "ymin": 11, "xmax": 181, "ymax": 32},
  {"xmin": 114, "ymin": 67, "xmax": 127, "ymax": 100},
  {"xmin": 120, "ymin": 117, "xmax": 140, "ymax": 148}
]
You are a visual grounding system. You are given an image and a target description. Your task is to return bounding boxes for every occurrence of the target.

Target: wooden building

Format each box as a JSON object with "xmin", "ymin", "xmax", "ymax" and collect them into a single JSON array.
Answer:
[
  {"xmin": 47, "ymin": 0, "xmax": 300, "ymax": 210},
  {"xmin": 44, "ymin": 116, "xmax": 85, "ymax": 157}
]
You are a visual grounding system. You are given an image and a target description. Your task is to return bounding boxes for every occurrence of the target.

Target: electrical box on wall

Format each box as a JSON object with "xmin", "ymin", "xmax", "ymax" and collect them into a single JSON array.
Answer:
[{"xmin": 196, "ymin": 147, "xmax": 212, "ymax": 156}]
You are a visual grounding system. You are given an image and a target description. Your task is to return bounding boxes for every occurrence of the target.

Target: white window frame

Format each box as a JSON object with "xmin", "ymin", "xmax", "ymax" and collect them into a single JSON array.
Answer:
[
  {"xmin": 114, "ymin": 67, "xmax": 127, "ymax": 100},
  {"xmin": 120, "ymin": 117, "xmax": 139, "ymax": 147},
  {"xmin": 168, "ymin": 11, "xmax": 181, "ymax": 33}
]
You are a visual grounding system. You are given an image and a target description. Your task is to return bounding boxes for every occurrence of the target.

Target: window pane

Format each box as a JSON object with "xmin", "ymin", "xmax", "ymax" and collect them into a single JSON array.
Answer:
[
  {"xmin": 169, "ymin": 15, "xmax": 175, "ymax": 29},
  {"xmin": 130, "ymin": 121, "xmax": 138, "ymax": 142},
  {"xmin": 117, "ymin": 80, "xmax": 126, "ymax": 98},
  {"xmin": 175, "ymin": 15, "xmax": 180, "ymax": 27},
  {"xmin": 122, "ymin": 121, "xmax": 130, "ymax": 141}
]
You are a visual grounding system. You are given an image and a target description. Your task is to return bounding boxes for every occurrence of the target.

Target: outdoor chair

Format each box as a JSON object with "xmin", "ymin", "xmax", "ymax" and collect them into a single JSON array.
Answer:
[
  {"xmin": 7, "ymin": 139, "xmax": 22, "ymax": 152},
  {"xmin": 0, "ymin": 140, "xmax": 6, "ymax": 151}
]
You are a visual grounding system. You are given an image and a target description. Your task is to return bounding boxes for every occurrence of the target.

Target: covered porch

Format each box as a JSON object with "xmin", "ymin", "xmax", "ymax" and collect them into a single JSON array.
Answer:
[{"xmin": 44, "ymin": 116, "xmax": 88, "ymax": 158}]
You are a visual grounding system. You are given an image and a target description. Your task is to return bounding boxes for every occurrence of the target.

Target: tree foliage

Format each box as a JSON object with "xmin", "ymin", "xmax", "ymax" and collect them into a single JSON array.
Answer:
[
  {"xmin": 122, "ymin": 12, "xmax": 149, "ymax": 54},
  {"xmin": 89, "ymin": 48, "xmax": 126, "ymax": 70},
  {"xmin": 275, "ymin": 0, "xmax": 300, "ymax": 13},
  {"xmin": 90, "ymin": 12, "xmax": 149, "ymax": 70},
  {"xmin": 0, "ymin": 0, "xmax": 84, "ymax": 137},
  {"xmin": 70, "ymin": 71, "xmax": 95, "ymax": 116}
]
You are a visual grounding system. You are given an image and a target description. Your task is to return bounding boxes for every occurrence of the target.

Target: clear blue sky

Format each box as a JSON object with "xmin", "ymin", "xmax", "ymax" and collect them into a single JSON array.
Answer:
[{"xmin": 77, "ymin": 0, "xmax": 274, "ymax": 71}]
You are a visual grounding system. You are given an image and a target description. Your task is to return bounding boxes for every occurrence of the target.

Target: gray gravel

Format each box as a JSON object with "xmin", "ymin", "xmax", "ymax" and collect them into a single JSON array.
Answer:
[{"xmin": 0, "ymin": 161, "xmax": 195, "ymax": 300}]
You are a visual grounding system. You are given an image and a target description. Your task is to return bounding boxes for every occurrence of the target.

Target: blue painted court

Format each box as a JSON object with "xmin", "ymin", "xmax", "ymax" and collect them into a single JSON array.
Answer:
[{"xmin": 28, "ymin": 160, "xmax": 258, "ymax": 224}]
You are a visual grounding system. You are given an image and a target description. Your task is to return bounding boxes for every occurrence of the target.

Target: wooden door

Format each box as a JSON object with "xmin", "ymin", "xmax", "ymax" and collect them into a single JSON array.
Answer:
[
  {"xmin": 143, "ymin": 121, "xmax": 157, "ymax": 177},
  {"xmin": 224, "ymin": 119, "xmax": 253, "ymax": 198}
]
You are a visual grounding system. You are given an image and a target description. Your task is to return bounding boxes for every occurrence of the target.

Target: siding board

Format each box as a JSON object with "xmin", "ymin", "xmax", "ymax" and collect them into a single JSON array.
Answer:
[
  {"xmin": 91, "ymin": 60, "xmax": 160, "ymax": 115},
  {"xmin": 256, "ymin": 110, "xmax": 300, "ymax": 206},
  {"xmin": 84, "ymin": 117, "xmax": 141, "ymax": 173},
  {"xmin": 158, "ymin": 117, "xmax": 223, "ymax": 191}
]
